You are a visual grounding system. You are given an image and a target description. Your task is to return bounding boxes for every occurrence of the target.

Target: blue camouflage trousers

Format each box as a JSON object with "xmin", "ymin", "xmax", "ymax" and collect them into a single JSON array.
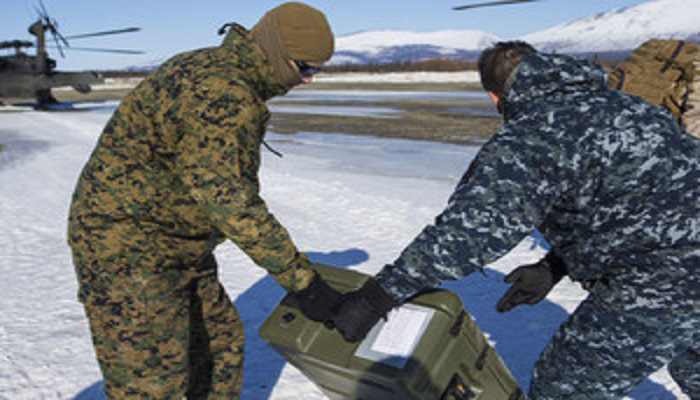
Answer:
[
  {"xmin": 529, "ymin": 294, "xmax": 700, "ymax": 399},
  {"xmin": 80, "ymin": 253, "xmax": 245, "ymax": 399}
]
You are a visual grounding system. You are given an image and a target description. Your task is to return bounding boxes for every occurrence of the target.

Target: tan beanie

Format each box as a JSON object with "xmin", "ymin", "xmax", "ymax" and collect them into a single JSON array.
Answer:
[{"xmin": 251, "ymin": 2, "xmax": 334, "ymax": 88}]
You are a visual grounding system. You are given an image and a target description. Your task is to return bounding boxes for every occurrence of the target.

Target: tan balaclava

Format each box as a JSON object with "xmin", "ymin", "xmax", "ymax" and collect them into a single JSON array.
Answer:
[{"xmin": 250, "ymin": 2, "xmax": 334, "ymax": 88}]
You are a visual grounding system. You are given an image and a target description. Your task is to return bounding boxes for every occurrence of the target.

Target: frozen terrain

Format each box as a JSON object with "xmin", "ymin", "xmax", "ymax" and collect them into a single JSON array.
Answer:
[{"xmin": 0, "ymin": 88, "xmax": 689, "ymax": 399}]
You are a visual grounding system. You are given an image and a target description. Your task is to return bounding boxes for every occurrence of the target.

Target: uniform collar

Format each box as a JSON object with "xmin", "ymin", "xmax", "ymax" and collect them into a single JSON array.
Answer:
[{"xmin": 219, "ymin": 23, "xmax": 290, "ymax": 101}]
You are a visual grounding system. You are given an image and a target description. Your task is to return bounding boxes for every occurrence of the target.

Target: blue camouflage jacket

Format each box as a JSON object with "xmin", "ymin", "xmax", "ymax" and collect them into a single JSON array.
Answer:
[{"xmin": 377, "ymin": 52, "xmax": 700, "ymax": 313}]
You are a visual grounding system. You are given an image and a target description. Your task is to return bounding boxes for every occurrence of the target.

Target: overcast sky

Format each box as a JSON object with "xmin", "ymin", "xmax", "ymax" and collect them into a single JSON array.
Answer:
[{"xmin": 1, "ymin": 0, "xmax": 650, "ymax": 70}]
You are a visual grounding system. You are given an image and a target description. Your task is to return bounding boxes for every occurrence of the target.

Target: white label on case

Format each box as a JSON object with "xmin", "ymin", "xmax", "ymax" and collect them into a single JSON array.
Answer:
[{"xmin": 371, "ymin": 306, "xmax": 431, "ymax": 356}]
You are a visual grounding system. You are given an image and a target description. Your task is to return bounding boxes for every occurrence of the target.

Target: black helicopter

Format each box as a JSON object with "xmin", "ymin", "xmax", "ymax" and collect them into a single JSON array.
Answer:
[{"xmin": 0, "ymin": 2, "xmax": 141, "ymax": 108}]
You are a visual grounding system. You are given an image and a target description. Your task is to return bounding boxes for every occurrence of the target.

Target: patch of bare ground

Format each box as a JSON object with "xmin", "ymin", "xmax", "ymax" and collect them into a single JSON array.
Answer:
[{"xmin": 271, "ymin": 81, "xmax": 500, "ymax": 146}]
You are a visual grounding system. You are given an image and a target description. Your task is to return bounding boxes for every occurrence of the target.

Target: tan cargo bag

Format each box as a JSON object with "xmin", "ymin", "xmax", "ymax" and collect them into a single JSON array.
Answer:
[{"xmin": 607, "ymin": 39, "xmax": 700, "ymax": 138}]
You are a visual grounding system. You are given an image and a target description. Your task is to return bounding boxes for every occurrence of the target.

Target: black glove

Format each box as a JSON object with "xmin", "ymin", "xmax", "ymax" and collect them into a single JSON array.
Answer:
[
  {"xmin": 288, "ymin": 273, "xmax": 343, "ymax": 323},
  {"xmin": 496, "ymin": 252, "xmax": 567, "ymax": 313},
  {"xmin": 331, "ymin": 277, "xmax": 399, "ymax": 342}
]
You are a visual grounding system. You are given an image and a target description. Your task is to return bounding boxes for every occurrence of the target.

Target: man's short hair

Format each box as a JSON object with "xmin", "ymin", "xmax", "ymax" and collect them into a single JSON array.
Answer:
[{"xmin": 478, "ymin": 41, "xmax": 536, "ymax": 97}]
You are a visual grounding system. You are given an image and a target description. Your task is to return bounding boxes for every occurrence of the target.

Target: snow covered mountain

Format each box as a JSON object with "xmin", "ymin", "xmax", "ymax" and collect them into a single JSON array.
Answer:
[
  {"xmin": 329, "ymin": 29, "xmax": 501, "ymax": 65},
  {"xmin": 330, "ymin": 0, "xmax": 700, "ymax": 65},
  {"xmin": 521, "ymin": 0, "xmax": 700, "ymax": 56},
  {"xmin": 127, "ymin": 0, "xmax": 699, "ymax": 70}
]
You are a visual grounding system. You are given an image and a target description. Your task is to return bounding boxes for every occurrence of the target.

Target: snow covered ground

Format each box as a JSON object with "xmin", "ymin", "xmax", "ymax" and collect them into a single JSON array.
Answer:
[
  {"xmin": 0, "ymin": 92, "xmax": 689, "ymax": 399},
  {"xmin": 314, "ymin": 71, "xmax": 481, "ymax": 83},
  {"xmin": 88, "ymin": 71, "xmax": 482, "ymax": 90}
]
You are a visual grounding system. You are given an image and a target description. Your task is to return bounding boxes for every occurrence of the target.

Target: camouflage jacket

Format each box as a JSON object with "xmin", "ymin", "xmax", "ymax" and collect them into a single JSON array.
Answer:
[
  {"xmin": 378, "ymin": 52, "xmax": 700, "ymax": 313},
  {"xmin": 68, "ymin": 24, "xmax": 314, "ymax": 302}
]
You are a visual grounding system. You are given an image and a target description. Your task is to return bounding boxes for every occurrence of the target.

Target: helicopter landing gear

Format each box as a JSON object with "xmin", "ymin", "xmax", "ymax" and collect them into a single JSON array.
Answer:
[{"xmin": 34, "ymin": 88, "xmax": 58, "ymax": 109}]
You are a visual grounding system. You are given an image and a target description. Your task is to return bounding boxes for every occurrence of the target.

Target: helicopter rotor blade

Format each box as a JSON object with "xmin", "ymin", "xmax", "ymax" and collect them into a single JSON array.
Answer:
[
  {"xmin": 54, "ymin": 27, "xmax": 70, "ymax": 47},
  {"xmin": 34, "ymin": 0, "xmax": 70, "ymax": 56},
  {"xmin": 48, "ymin": 23, "xmax": 68, "ymax": 57},
  {"xmin": 453, "ymin": 0, "xmax": 538, "ymax": 10},
  {"xmin": 50, "ymin": 28, "xmax": 66, "ymax": 57},
  {"xmin": 26, "ymin": 1, "xmax": 144, "ymax": 59},
  {"xmin": 36, "ymin": 0, "xmax": 49, "ymax": 19},
  {"xmin": 51, "ymin": 25, "xmax": 70, "ymax": 51},
  {"xmin": 64, "ymin": 28, "xmax": 141, "ymax": 40},
  {"xmin": 46, "ymin": 45, "xmax": 145, "ymax": 55},
  {"xmin": 34, "ymin": 5, "xmax": 45, "ymax": 20}
]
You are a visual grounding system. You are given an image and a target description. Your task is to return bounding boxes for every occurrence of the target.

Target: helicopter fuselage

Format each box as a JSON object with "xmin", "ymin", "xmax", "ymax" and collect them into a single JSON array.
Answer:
[
  {"xmin": 0, "ymin": 52, "xmax": 103, "ymax": 100},
  {"xmin": 0, "ymin": 9, "xmax": 135, "ymax": 106}
]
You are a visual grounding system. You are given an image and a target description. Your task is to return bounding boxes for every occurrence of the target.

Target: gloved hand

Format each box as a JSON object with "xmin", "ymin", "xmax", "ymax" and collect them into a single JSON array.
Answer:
[
  {"xmin": 331, "ymin": 277, "xmax": 398, "ymax": 342},
  {"xmin": 289, "ymin": 273, "xmax": 343, "ymax": 323},
  {"xmin": 496, "ymin": 252, "xmax": 567, "ymax": 313}
]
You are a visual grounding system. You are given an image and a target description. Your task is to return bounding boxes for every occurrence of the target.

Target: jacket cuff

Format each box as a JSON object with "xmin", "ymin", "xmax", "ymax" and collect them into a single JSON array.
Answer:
[{"xmin": 274, "ymin": 252, "xmax": 315, "ymax": 292}]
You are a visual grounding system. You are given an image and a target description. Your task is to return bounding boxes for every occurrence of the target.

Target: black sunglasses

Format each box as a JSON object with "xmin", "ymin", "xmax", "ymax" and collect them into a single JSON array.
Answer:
[{"xmin": 294, "ymin": 60, "xmax": 322, "ymax": 76}]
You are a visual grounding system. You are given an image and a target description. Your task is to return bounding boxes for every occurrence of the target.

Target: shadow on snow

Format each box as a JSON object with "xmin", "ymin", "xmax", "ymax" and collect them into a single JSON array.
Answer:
[{"xmin": 72, "ymin": 245, "xmax": 675, "ymax": 399}]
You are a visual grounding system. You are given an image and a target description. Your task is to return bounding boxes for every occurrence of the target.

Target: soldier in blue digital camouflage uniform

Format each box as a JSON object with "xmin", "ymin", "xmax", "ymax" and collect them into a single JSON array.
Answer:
[
  {"xmin": 68, "ymin": 3, "xmax": 345, "ymax": 398},
  {"xmin": 330, "ymin": 41, "xmax": 700, "ymax": 399}
]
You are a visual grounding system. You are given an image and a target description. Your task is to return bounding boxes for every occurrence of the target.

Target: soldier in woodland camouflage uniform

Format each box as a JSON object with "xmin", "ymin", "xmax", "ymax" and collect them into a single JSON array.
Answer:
[
  {"xmin": 68, "ymin": 3, "xmax": 344, "ymax": 398},
  {"xmin": 329, "ymin": 42, "xmax": 700, "ymax": 399}
]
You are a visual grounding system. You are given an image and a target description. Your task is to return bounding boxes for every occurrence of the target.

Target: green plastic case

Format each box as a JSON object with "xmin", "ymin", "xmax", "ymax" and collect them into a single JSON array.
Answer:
[{"xmin": 259, "ymin": 263, "xmax": 525, "ymax": 400}]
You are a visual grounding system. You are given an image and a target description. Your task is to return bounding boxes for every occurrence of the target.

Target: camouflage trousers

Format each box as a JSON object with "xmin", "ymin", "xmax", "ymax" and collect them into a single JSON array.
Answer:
[
  {"xmin": 529, "ymin": 294, "xmax": 700, "ymax": 399},
  {"xmin": 80, "ymin": 253, "xmax": 244, "ymax": 399}
]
